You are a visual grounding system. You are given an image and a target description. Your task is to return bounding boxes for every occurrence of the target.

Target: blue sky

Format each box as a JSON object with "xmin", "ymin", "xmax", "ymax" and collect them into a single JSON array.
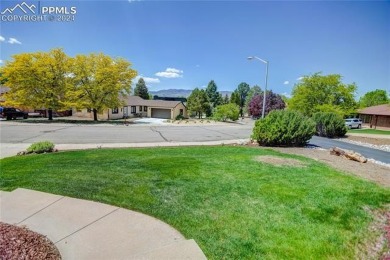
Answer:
[{"xmin": 1, "ymin": 0, "xmax": 389, "ymax": 98}]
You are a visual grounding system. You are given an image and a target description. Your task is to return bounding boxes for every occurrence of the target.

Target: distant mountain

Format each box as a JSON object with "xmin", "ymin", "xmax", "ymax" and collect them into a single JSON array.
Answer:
[{"xmin": 150, "ymin": 89, "xmax": 232, "ymax": 98}]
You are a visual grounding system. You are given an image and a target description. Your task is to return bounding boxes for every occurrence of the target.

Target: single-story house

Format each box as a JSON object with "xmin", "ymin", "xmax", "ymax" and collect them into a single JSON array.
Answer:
[
  {"xmin": 73, "ymin": 96, "xmax": 187, "ymax": 120},
  {"xmin": 358, "ymin": 104, "xmax": 390, "ymax": 128}
]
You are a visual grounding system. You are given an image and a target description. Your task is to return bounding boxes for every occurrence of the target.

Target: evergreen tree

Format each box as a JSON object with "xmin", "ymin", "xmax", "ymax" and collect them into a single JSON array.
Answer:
[
  {"xmin": 205, "ymin": 80, "xmax": 223, "ymax": 116},
  {"xmin": 187, "ymin": 88, "xmax": 210, "ymax": 118},
  {"xmin": 236, "ymin": 82, "xmax": 250, "ymax": 117},
  {"xmin": 223, "ymin": 94, "xmax": 230, "ymax": 104},
  {"xmin": 134, "ymin": 78, "xmax": 150, "ymax": 100}
]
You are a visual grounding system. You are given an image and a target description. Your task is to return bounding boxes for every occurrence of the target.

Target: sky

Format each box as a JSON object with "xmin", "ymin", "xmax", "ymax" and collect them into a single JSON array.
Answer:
[{"xmin": 0, "ymin": 0, "xmax": 389, "ymax": 98}]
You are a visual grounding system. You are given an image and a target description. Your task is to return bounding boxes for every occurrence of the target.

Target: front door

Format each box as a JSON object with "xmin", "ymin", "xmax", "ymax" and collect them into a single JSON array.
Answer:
[{"xmin": 123, "ymin": 107, "xmax": 128, "ymax": 118}]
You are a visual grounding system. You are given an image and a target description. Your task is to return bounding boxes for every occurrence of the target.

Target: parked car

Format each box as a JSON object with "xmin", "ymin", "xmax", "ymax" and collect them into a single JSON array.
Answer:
[
  {"xmin": 0, "ymin": 107, "xmax": 29, "ymax": 120},
  {"xmin": 345, "ymin": 118, "xmax": 362, "ymax": 129}
]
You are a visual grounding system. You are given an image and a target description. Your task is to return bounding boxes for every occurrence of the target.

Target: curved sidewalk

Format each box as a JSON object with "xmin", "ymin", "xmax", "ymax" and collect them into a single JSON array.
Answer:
[{"xmin": 0, "ymin": 188, "xmax": 206, "ymax": 259}]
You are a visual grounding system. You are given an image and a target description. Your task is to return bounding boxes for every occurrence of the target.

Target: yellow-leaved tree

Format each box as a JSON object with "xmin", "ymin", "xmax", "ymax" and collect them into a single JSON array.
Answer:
[
  {"xmin": 1, "ymin": 48, "xmax": 70, "ymax": 120},
  {"xmin": 66, "ymin": 53, "xmax": 137, "ymax": 121}
]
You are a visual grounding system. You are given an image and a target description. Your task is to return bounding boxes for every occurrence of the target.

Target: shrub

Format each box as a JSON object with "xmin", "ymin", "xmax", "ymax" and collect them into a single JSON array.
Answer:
[
  {"xmin": 213, "ymin": 103, "xmax": 240, "ymax": 122},
  {"xmin": 175, "ymin": 114, "xmax": 185, "ymax": 120},
  {"xmin": 312, "ymin": 112, "xmax": 347, "ymax": 138},
  {"xmin": 252, "ymin": 110, "xmax": 316, "ymax": 146},
  {"xmin": 27, "ymin": 141, "xmax": 55, "ymax": 154}
]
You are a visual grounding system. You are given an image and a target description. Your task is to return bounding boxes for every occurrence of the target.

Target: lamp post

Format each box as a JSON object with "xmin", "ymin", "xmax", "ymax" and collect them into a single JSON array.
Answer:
[{"xmin": 247, "ymin": 56, "xmax": 269, "ymax": 119}]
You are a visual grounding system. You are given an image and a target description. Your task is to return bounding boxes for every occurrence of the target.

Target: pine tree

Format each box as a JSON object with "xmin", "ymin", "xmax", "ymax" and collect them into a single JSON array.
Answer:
[{"xmin": 134, "ymin": 78, "xmax": 150, "ymax": 100}]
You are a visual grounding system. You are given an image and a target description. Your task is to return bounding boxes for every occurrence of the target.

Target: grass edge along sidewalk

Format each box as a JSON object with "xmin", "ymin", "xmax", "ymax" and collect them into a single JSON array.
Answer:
[{"xmin": 1, "ymin": 146, "xmax": 389, "ymax": 259}]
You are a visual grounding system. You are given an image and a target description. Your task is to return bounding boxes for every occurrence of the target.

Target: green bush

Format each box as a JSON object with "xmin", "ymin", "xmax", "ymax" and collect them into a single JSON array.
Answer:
[
  {"xmin": 175, "ymin": 114, "xmax": 186, "ymax": 120},
  {"xmin": 213, "ymin": 103, "xmax": 240, "ymax": 122},
  {"xmin": 252, "ymin": 110, "xmax": 316, "ymax": 146},
  {"xmin": 27, "ymin": 141, "xmax": 55, "ymax": 154},
  {"xmin": 312, "ymin": 112, "xmax": 347, "ymax": 138}
]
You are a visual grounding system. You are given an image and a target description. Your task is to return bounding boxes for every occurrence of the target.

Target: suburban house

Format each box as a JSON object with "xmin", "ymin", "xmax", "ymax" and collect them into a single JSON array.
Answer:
[
  {"xmin": 73, "ymin": 96, "xmax": 187, "ymax": 120},
  {"xmin": 358, "ymin": 104, "xmax": 390, "ymax": 128}
]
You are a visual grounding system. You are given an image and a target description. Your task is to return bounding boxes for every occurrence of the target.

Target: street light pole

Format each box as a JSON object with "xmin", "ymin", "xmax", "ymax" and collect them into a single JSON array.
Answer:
[{"xmin": 248, "ymin": 56, "xmax": 269, "ymax": 119}]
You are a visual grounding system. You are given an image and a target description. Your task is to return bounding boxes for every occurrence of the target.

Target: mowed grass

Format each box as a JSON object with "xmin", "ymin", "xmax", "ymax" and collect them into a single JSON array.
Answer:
[
  {"xmin": 1, "ymin": 146, "xmax": 389, "ymax": 259},
  {"xmin": 348, "ymin": 128, "xmax": 390, "ymax": 135}
]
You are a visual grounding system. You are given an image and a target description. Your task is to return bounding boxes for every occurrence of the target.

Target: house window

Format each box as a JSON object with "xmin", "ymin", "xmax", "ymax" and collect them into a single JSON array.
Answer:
[
  {"xmin": 87, "ymin": 108, "xmax": 92, "ymax": 113},
  {"xmin": 139, "ymin": 106, "xmax": 142, "ymax": 112},
  {"xmin": 180, "ymin": 109, "xmax": 184, "ymax": 115},
  {"xmin": 144, "ymin": 106, "xmax": 147, "ymax": 112},
  {"xmin": 131, "ymin": 106, "xmax": 136, "ymax": 114},
  {"xmin": 112, "ymin": 108, "xmax": 119, "ymax": 114}
]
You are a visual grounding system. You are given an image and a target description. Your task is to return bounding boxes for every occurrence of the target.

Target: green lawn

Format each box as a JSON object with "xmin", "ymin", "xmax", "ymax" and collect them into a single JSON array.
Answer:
[
  {"xmin": 348, "ymin": 128, "xmax": 390, "ymax": 135},
  {"xmin": 1, "ymin": 146, "xmax": 389, "ymax": 259}
]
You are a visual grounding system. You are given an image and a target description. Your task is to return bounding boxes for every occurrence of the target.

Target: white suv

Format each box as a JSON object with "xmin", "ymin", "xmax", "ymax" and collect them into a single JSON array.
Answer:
[{"xmin": 345, "ymin": 118, "xmax": 362, "ymax": 129}]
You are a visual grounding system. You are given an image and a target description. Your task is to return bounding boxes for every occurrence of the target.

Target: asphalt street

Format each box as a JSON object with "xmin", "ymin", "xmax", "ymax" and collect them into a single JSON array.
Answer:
[
  {"xmin": 1, "ymin": 121, "xmax": 389, "ymax": 164},
  {"xmin": 309, "ymin": 136, "xmax": 390, "ymax": 164},
  {"xmin": 0, "ymin": 121, "xmax": 253, "ymax": 144}
]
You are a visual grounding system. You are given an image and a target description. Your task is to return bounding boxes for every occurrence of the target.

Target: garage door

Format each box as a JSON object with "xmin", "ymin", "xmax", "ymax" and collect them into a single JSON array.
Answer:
[{"xmin": 151, "ymin": 108, "xmax": 171, "ymax": 119}]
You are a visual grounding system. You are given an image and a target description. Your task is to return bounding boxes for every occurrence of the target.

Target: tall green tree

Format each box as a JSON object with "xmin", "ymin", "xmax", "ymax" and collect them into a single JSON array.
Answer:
[
  {"xmin": 134, "ymin": 78, "xmax": 150, "ymax": 100},
  {"xmin": 230, "ymin": 90, "xmax": 240, "ymax": 106},
  {"xmin": 236, "ymin": 82, "xmax": 250, "ymax": 117},
  {"xmin": 205, "ymin": 80, "xmax": 222, "ymax": 108},
  {"xmin": 67, "ymin": 53, "xmax": 137, "ymax": 121},
  {"xmin": 244, "ymin": 85, "xmax": 262, "ymax": 114},
  {"xmin": 223, "ymin": 94, "xmax": 230, "ymax": 104},
  {"xmin": 289, "ymin": 73, "xmax": 357, "ymax": 117},
  {"xmin": 187, "ymin": 88, "xmax": 210, "ymax": 119},
  {"xmin": 2, "ymin": 48, "xmax": 70, "ymax": 120},
  {"xmin": 359, "ymin": 89, "xmax": 389, "ymax": 108}
]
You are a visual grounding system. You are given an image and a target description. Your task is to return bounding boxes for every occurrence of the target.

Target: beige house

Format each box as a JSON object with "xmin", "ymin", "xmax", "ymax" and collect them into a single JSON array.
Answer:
[{"xmin": 73, "ymin": 96, "xmax": 187, "ymax": 120}]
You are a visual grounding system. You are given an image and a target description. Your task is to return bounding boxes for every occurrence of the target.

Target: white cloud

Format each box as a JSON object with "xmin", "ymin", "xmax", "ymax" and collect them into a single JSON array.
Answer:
[
  {"xmin": 0, "ymin": 36, "xmax": 5, "ymax": 42},
  {"xmin": 155, "ymin": 67, "xmax": 183, "ymax": 78},
  {"xmin": 135, "ymin": 75, "xmax": 160, "ymax": 84},
  {"xmin": 0, "ymin": 60, "xmax": 3, "ymax": 64},
  {"xmin": 8, "ymin": 38, "xmax": 21, "ymax": 44},
  {"xmin": 128, "ymin": 0, "xmax": 140, "ymax": 3},
  {"xmin": 281, "ymin": 92, "xmax": 292, "ymax": 98},
  {"xmin": 296, "ymin": 76, "xmax": 304, "ymax": 81},
  {"xmin": 143, "ymin": 77, "xmax": 160, "ymax": 84},
  {"xmin": 283, "ymin": 81, "xmax": 289, "ymax": 85}
]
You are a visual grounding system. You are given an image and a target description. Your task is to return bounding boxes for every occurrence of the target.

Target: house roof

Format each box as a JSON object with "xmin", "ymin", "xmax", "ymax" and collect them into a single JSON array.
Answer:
[
  {"xmin": 123, "ymin": 95, "xmax": 184, "ymax": 109},
  {"xmin": 358, "ymin": 104, "xmax": 390, "ymax": 116}
]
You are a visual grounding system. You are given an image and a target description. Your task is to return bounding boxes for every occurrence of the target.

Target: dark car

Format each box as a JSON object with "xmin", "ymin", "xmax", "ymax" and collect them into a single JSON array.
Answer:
[{"xmin": 0, "ymin": 107, "xmax": 29, "ymax": 120}]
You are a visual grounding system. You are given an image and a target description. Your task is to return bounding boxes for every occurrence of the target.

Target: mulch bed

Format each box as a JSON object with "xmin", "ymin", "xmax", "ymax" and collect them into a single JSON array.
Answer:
[{"xmin": 0, "ymin": 222, "xmax": 61, "ymax": 259}]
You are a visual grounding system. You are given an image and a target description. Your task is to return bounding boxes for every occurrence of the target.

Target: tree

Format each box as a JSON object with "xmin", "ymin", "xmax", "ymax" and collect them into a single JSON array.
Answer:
[
  {"xmin": 134, "ymin": 78, "xmax": 150, "ymax": 100},
  {"xmin": 244, "ymin": 85, "xmax": 262, "ymax": 114},
  {"xmin": 248, "ymin": 90, "xmax": 286, "ymax": 118},
  {"xmin": 213, "ymin": 103, "xmax": 240, "ymax": 122},
  {"xmin": 223, "ymin": 94, "xmax": 230, "ymax": 104},
  {"xmin": 289, "ymin": 73, "xmax": 357, "ymax": 117},
  {"xmin": 359, "ymin": 89, "xmax": 389, "ymax": 108},
  {"xmin": 236, "ymin": 82, "xmax": 250, "ymax": 117},
  {"xmin": 205, "ymin": 80, "xmax": 222, "ymax": 108},
  {"xmin": 2, "ymin": 48, "xmax": 70, "ymax": 120},
  {"xmin": 230, "ymin": 90, "xmax": 240, "ymax": 106},
  {"xmin": 187, "ymin": 88, "xmax": 210, "ymax": 118},
  {"xmin": 67, "ymin": 53, "xmax": 137, "ymax": 121}
]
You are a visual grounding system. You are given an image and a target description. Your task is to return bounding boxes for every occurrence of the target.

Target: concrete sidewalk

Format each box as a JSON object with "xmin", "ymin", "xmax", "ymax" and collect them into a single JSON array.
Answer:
[{"xmin": 0, "ymin": 188, "xmax": 207, "ymax": 259}]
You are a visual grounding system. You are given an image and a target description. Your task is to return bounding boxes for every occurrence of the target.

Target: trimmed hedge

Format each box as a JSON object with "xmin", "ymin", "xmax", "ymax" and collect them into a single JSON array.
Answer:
[
  {"xmin": 252, "ymin": 110, "xmax": 316, "ymax": 146},
  {"xmin": 312, "ymin": 112, "xmax": 347, "ymax": 138}
]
